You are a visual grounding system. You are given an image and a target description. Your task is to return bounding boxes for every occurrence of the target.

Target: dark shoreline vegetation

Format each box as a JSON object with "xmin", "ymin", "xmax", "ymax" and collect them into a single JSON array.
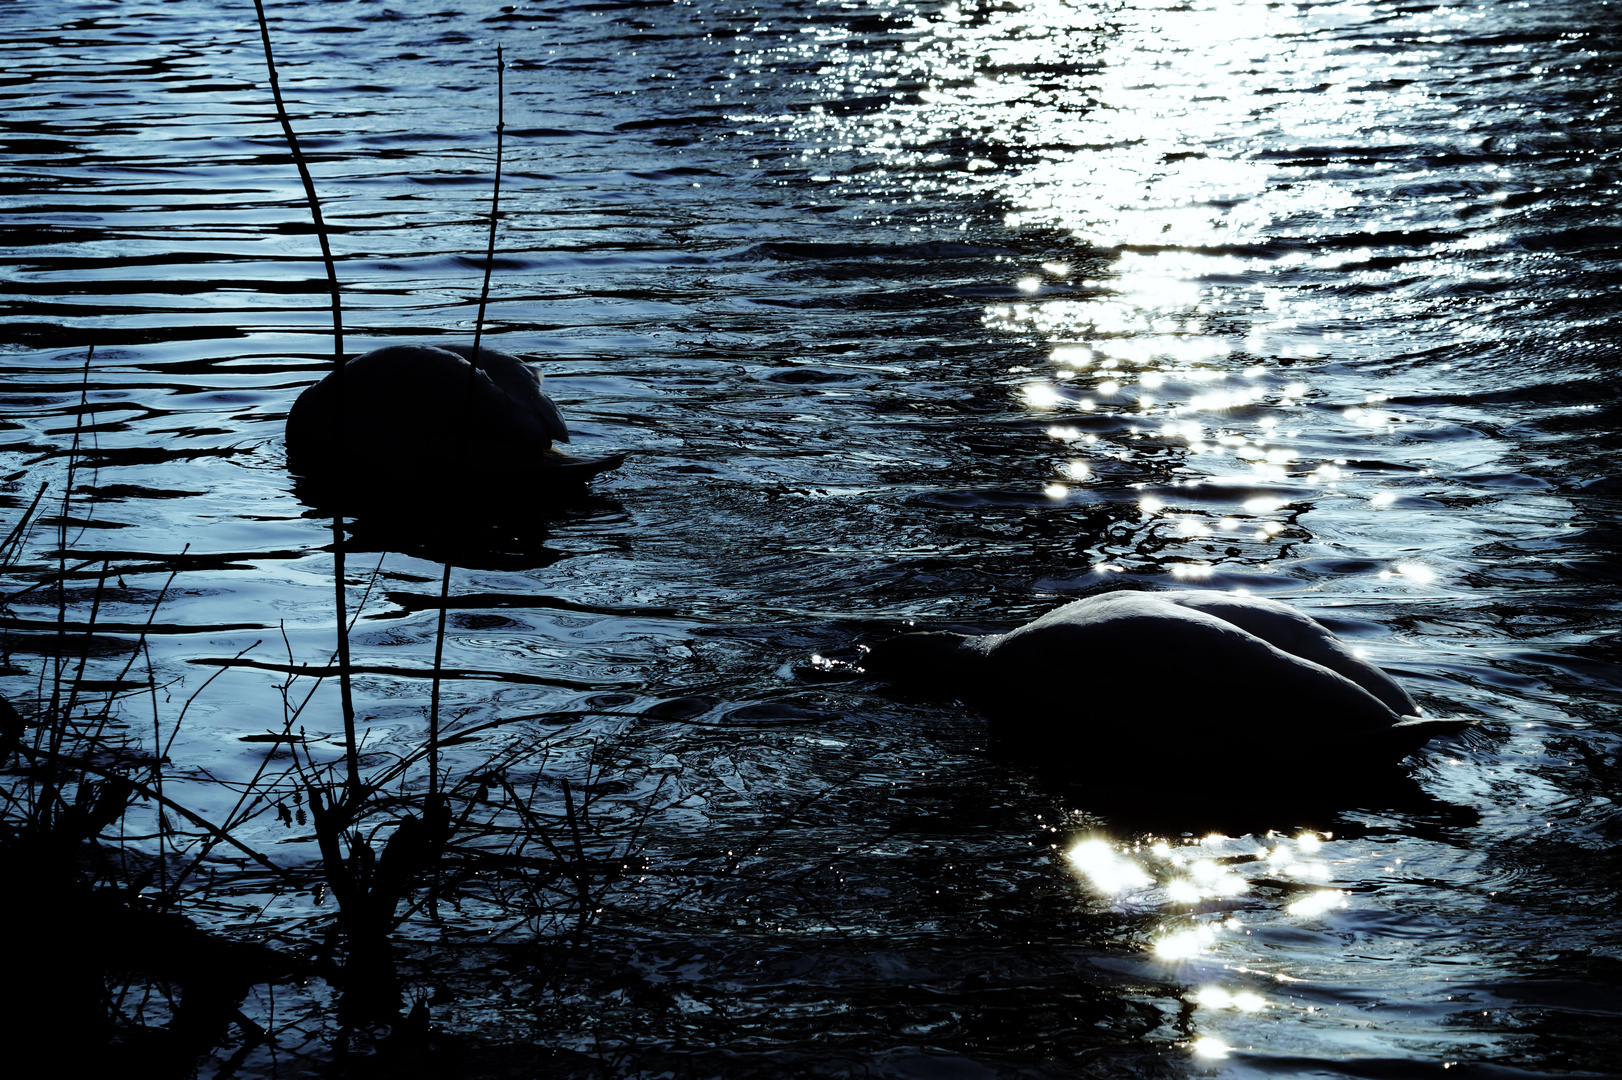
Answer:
[{"xmin": 0, "ymin": 368, "xmax": 635, "ymax": 1073}]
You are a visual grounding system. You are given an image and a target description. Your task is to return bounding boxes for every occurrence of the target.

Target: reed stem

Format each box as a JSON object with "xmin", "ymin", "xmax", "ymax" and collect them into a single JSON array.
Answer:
[
  {"xmin": 428, "ymin": 563, "xmax": 451, "ymax": 812},
  {"xmin": 430, "ymin": 43, "xmax": 507, "ymax": 812},
  {"xmin": 469, "ymin": 43, "xmax": 505, "ymax": 367},
  {"xmin": 250, "ymin": 0, "xmax": 343, "ymax": 363},
  {"xmin": 251, "ymin": 0, "xmax": 359, "ymax": 795}
]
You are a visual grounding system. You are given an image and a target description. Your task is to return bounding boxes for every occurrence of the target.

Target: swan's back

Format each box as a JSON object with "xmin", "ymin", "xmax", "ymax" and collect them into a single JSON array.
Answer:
[
  {"xmin": 981, "ymin": 592, "xmax": 1405, "ymax": 743},
  {"xmin": 285, "ymin": 343, "xmax": 588, "ymax": 480},
  {"xmin": 1150, "ymin": 590, "xmax": 1419, "ymax": 716},
  {"xmin": 437, "ymin": 343, "xmax": 569, "ymax": 444}
]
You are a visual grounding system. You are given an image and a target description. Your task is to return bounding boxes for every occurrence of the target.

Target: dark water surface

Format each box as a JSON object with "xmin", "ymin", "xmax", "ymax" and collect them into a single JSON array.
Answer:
[{"xmin": 3, "ymin": 0, "xmax": 1621, "ymax": 1074}]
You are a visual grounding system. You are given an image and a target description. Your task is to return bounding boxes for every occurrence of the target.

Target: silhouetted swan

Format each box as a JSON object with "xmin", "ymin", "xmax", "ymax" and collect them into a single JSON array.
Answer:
[
  {"xmin": 862, "ymin": 590, "xmax": 1472, "ymax": 784},
  {"xmin": 285, "ymin": 343, "xmax": 624, "ymax": 486}
]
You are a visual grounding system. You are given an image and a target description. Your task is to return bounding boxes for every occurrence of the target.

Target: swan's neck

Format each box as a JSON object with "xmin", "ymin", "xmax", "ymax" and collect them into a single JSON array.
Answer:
[{"xmin": 863, "ymin": 631, "xmax": 987, "ymax": 693}]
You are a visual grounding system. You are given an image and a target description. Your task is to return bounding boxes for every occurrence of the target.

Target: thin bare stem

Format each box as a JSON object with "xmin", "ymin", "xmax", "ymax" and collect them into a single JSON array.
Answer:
[
  {"xmin": 0, "ymin": 482, "xmax": 46, "ymax": 567},
  {"xmin": 430, "ymin": 43, "xmax": 506, "ymax": 815},
  {"xmin": 562, "ymin": 778, "xmax": 595, "ymax": 936},
  {"xmin": 163, "ymin": 641, "xmax": 261, "ymax": 764},
  {"xmin": 112, "ymin": 553, "xmax": 186, "ymax": 685},
  {"xmin": 428, "ymin": 562, "xmax": 451, "ymax": 812},
  {"xmin": 250, "ymin": 1, "xmax": 342, "ymax": 362},
  {"xmin": 470, "ymin": 42, "xmax": 505, "ymax": 366},
  {"xmin": 59, "ymin": 560, "xmax": 110, "ymax": 724},
  {"xmin": 0, "ymin": 481, "xmax": 46, "ymax": 677},
  {"xmin": 48, "ymin": 356, "xmax": 91, "ymax": 751},
  {"xmin": 147, "ymin": 640, "xmax": 167, "ymax": 890},
  {"xmin": 250, "ymin": 0, "xmax": 359, "ymax": 796}
]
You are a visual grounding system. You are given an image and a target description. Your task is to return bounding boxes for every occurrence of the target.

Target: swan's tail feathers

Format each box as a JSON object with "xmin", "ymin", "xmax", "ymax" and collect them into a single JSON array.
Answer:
[
  {"xmin": 521, "ymin": 450, "xmax": 626, "ymax": 485},
  {"xmin": 1356, "ymin": 715, "xmax": 1478, "ymax": 761},
  {"xmin": 1393, "ymin": 715, "xmax": 1478, "ymax": 736}
]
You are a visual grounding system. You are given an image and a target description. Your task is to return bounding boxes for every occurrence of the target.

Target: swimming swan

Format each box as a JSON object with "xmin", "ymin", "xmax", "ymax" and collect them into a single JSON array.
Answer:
[
  {"xmin": 284, "ymin": 343, "xmax": 624, "ymax": 485},
  {"xmin": 861, "ymin": 590, "xmax": 1472, "ymax": 783}
]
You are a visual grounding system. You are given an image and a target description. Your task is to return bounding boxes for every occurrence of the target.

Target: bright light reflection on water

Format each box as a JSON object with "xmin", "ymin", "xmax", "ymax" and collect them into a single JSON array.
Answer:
[
  {"xmin": 794, "ymin": 0, "xmax": 1534, "ymax": 592},
  {"xmin": 1190, "ymin": 858, "xmax": 1250, "ymax": 895},
  {"xmin": 1389, "ymin": 562, "xmax": 1440, "ymax": 585},
  {"xmin": 1153, "ymin": 921, "xmax": 1223, "ymax": 961},
  {"xmin": 1022, "ymin": 381, "xmax": 1066, "ymax": 410},
  {"xmin": 1067, "ymin": 838, "xmax": 1153, "ymax": 895},
  {"xmin": 1059, "ymin": 830, "xmax": 1358, "ymax": 1054},
  {"xmin": 1059, "ymin": 460, "xmax": 1092, "ymax": 482},
  {"xmin": 1194, "ymin": 986, "xmax": 1268, "ymax": 1012},
  {"xmin": 1287, "ymin": 890, "xmax": 1349, "ymax": 918}
]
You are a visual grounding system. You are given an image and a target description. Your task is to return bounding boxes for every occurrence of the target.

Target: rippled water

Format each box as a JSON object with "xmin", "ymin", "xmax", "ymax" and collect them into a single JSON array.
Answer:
[{"xmin": 3, "ymin": 0, "xmax": 1621, "ymax": 1074}]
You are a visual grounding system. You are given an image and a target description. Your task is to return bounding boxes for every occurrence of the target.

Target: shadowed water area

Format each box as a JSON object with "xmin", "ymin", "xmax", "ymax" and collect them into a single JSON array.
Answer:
[{"xmin": 2, "ymin": 0, "xmax": 1621, "ymax": 1074}]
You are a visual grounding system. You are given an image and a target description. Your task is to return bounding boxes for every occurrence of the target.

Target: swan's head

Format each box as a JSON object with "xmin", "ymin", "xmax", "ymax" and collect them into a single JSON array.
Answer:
[{"xmin": 859, "ymin": 631, "xmax": 984, "ymax": 689}]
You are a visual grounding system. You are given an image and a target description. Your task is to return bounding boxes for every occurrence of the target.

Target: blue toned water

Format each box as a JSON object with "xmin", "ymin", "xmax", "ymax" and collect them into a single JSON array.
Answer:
[{"xmin": 2, "ymin": 0, "xmax": 1620, "ymax": 1074}]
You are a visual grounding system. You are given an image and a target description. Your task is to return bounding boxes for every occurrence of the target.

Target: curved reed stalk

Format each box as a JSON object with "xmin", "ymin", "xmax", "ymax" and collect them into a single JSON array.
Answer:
[
  {"xmin": 250, "ymin": 0, "xmax": 359, "ymax": 793},
  {"xmin": 430, "ymin": 43, "xmax": 507, "ymax": 813}
]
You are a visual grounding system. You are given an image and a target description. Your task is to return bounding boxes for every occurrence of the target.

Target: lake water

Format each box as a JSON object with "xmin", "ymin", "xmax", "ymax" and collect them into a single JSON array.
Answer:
[{"xmin": 3, "ymin": 0, "xmax": 1621, "ymax": 1074}]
